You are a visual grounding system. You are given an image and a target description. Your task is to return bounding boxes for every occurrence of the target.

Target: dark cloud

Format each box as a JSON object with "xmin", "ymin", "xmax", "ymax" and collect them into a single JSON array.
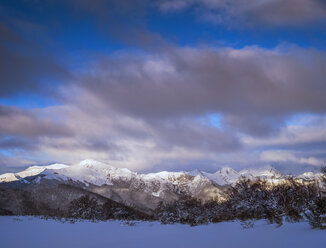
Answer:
[
  {"xmin": 0, "ymin": 105, "xmax": 73, "ymax": 138},
  {"xmin": 79, "ymin": 46, "xmax": 326, "ymax": 137},
  {"xmin": 149, "ymin": 118, "xmax": 241, "ymax": 151},
  {"xmin": 0, "ymin": 136, "xmax": 38, "ymax": 150},
  {"xmin": 44, "ymin": 137, "xmax": 122, "ymax": 153},
  {"xmin": 248, "ymin": 0, "xmax": 326, "ymax": 26},
  {"xmin": 0, "ymin": 155, "xmax": 35, "ymax": 174},
  {"xmin": 222, "ymin": 114, "xmax": 285, "ymax": 137}
]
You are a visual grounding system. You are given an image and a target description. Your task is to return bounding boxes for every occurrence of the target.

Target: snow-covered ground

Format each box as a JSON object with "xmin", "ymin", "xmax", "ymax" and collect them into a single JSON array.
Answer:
[{"xmin": 0, "ymin": 217, "xmax": 325, "ymax": 248}]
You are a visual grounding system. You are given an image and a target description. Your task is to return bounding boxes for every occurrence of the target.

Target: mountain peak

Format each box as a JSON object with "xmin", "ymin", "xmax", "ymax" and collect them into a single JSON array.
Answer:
[
  {"xmin": 219, "ymin": 167, "xmax": 238, "ymax": 175},
  {"xmin": 78, "ymin": 159, "xmax": 103, "ymax": 167},
  {"xmin": 239, "ymin": 166, "xmax": 281, "ymax": 178}
]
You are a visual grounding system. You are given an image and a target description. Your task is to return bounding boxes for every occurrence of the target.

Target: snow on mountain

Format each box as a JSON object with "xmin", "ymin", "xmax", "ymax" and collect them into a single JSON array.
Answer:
[
  {"xmin": 0, "ymin": 173, "xmax": 18, "ymax": 183},
  {"xmin": 143, "ymin": 171, "xmax": 185, "ymax": 181},
  {"xmin": 209, "ymin": 167, "xmax": 240, "ymax": 185},
  {"xmin": 42, "ymin": 159, "xmax": 137, "ymax": 186},
  {"xmin": 143, "ymin": 170, "xmax": 218, "ymax": 195},
  {"xmin": 239, "ymin": 167, "xmax": 282, "ymax": 179},
  {"xmin": 188, "ymin": 166, "xmax": 286, "ymax": 185},
  {"xmin": 189, "ymin": 168, "xmax": 235, "ymax": 185},
  {"xmin": 0, "ymin": 163, "xmax": 69, "ymax": 183},
  {"xmin": 18, "ymin": 164, "xmax": 69, "ymax": 178},
  {"xmin": 41, "ymin": 160, "xmax": 213, "ymax": 195},
  {"xmin": 0, "ymin": 159, "xmax": 323, "ymax": 187},
  {"xmin": 298, "ymin": 172, "xmax": 323, "ymax": 180}
]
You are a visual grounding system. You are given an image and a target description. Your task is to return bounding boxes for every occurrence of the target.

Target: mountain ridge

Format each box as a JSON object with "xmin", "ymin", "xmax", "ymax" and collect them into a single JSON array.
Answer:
[{"xmin": 0, "ymin": 159, "xmax": 322, "ymax": 186}]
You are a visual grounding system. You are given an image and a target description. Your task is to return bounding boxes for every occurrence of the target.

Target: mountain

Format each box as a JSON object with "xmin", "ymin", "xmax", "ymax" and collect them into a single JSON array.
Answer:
[
  {"xmin": 1, "ymin": 160, "xmax": 320, "ymax": 185},
  {"xmin": 0, "ymin": 160, "xmax": 223, "ymax": 215},
  {"xmin": 0, "ymin": 159, "xmax": 322, "ymax": 218}
]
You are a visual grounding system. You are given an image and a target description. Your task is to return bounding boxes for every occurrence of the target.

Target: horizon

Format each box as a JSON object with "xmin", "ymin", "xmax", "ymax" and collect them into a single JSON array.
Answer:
[{"xmin": 1, "ymin": 0, "xmax": 326, "ymax": 175}]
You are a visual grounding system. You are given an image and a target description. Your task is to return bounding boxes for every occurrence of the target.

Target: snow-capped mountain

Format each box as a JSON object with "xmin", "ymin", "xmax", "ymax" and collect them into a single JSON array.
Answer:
[
  {"xmin": 0, "ymin": 159, "xmax": 321, "ymax": 186},
  {"xmin": 189, "ymin": 166, "xmax": 315, "ymax": 185},
  {"xmin": 189, "ymin": 167, "xmax": 240, "ymax": 185},
  {"xmin": 0, "ymin": 159, "xmax": 322, "ymax": 213},
  {"xmin": 0, "ymin": 160, "xmax": 224, "ymax": 212},
  {"xmin": 0, "ymin": 159, "xmax": 324, "ymax": 224}
]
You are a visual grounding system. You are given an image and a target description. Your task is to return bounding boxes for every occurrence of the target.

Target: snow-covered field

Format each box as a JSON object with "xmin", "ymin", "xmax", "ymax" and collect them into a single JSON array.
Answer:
[{"xmin": 0, "ymin": 217, "xmax": 325, "ymax": 248}]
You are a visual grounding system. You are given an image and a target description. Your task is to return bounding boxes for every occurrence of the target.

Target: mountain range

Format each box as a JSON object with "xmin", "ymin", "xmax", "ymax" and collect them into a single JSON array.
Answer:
[
  {"xmin": 0, "ymin": 159, "xmax": 322, "ymax": 215},
  {"xmin": 1, "ymin": 159, "xmax": 322, "ymax": 185}
]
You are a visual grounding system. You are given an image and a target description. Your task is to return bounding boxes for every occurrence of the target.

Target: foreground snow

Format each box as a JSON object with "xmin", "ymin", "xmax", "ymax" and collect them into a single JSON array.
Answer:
[{"xmin": 0, "ymin": 217, "xmax": 325, "ymax": 248}]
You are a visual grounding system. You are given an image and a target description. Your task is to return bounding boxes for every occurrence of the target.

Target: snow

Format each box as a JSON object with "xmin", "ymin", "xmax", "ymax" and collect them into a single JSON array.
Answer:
[
  {"xmin": 49, "ymin": 163, "xmax": 114, "ymax": 186},
  {"xmin": 0, "ymin": 163, "xmax": 69, "ymax": 183},
  {"xmin": 16, "ymin": 164, "xmax": 69, "ymax": 178},
  {"xmin": 208, "ymin": 167, "xmax": 240, "ymax": 185},
  {"xmin": 41, "ymin": 159, "xmax": 138, "ymax": 186},
  {"xmin": 188, "ymin": 167, "xmax": 283, "ymax": 185},
  {"xmin": 299, "ymin": 172, "xmax": 323, "ymax": 180},
  {"xmin": 0, "ymin": 173, "xmax": 18, "ymax": 182},
  {"xmin": 78, "ymin": 159, "xmax": 104, "ymax": 167},
  {"xmin": 0, "ymin": 216, "xmax": 325, "ymax": 248},
  {"xmin": 143, "ymin": 171, "xmax": 185, "ymax": 181},
  {"xmin": 0, "ymin": 159, "xmax": 323, "ymax": 186},
  {"xmin": 44, "ymin": 164, "xmax": 69, "ymax": 170}
]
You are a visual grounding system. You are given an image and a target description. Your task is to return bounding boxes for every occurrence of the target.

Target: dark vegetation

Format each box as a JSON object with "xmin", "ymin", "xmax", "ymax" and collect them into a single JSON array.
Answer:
[
  {"xmin": 68, "ymin": 195, "xmax": 153, "ymax": 221},
  {"xmin": 156, "ymin": 178, "xmax": 323, "ymax": 227},
  {"xmin": 1, "ymin": 169, "xmax": 326, "ymax": 229}
]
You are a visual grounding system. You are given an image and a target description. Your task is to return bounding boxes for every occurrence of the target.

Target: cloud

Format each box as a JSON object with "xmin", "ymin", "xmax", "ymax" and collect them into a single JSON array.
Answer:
[
  {"xmin": 0, "ymin": 1, "xmax": 326, "ymax": 174},
  {"xmin": 43, "ymin": 93, "xmax": 241, "ymax": 168},
  {"xmin": 22, "ymin": 44, "xmax": 323, "ymax": 172},
  {"xmin": 261, "ymin": 150, "xmax": 324, "ymax": 167},
  {"xmin": 78, "ymin": 45, "xmax": 326, "ymax": 137},
  {"xmin": 0, "ymin": 155, "xmax": 36, "ymax": 174},
  {"xmin": 243, "ymin": 115, "xmax": 326, "ymax": 149},
  {"xmin": 0, "ymin": 44, "xmax": 326, "ymax": 173},
  {"xmin": 0, "ymin": 87, "xmax": 241, "ymax": 171},
  {"xmin": 0, "ymin": 105, "xmax": 73, "ymax": 138},
  {"xmin": 159, "ymin": 0, "xmax": 326, "ymax": 27}
]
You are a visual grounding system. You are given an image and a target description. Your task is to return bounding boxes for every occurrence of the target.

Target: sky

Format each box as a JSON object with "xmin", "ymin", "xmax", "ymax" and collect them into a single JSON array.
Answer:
[{"xmin": 1, "ymin": 0, "xmax": 326, "ymax": 174}]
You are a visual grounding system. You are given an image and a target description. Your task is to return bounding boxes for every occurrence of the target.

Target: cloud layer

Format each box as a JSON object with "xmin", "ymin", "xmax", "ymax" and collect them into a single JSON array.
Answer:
[
  {"xmin": 1, "ymin": 45, "xmax": 326, "ymax": 173},
  {"xmin": 80, "ymin": 46, "xmax": 326, "ymax": 134},
  {"xmin": 0, "ymin": 0, "xmax": 326, "ymax": 174}
]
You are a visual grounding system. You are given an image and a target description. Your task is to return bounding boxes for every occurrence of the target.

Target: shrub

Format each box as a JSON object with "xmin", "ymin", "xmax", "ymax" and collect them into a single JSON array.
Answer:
[{"xmin": 68, "ymin": 195, "xmax": 102, "ymax": 220}]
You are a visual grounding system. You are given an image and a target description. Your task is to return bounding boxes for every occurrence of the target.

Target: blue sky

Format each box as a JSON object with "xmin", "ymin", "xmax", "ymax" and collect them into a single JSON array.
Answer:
[{"xmin": 1, "ymin": 0, "xmax": 326, "ymax": 174}]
